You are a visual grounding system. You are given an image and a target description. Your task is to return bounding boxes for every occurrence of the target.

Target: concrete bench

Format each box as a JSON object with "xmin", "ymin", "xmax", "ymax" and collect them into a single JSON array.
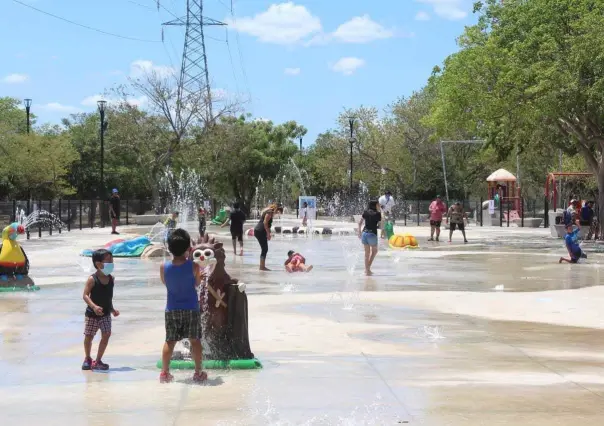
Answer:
[
  {"xmin": 513, "ymin": 217, "xmax": 543, "ymax": 228},
  {"xmin": 133, "ymin": 214, "xmax": 164, "ymax": 226}
]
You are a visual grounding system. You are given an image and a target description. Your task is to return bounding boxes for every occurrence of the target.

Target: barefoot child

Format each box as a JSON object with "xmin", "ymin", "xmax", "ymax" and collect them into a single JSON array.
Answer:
[
  {"xmin": 82, "ymin": 249, "xmax": 120, "ymax": 371},
  {"xmin": 284, "ymin": 250, "xmax": 313, "ymax": 272},
  {"xmin": 159, "ymin": 228, "xmax": 207, "ymax": 383},
  {"xmin": 559, "ymin": 221, "xmax": 587, "ymax": 264},
  {"xmin": 198, "ymin": 208, "xmax": 207, "ymax": 238}
]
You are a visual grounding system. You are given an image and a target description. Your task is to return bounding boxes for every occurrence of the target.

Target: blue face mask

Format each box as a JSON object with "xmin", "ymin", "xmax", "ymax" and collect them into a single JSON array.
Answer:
[{"xmin": 101, "ymin": 263, "xmax": 114, "ymax": 276}]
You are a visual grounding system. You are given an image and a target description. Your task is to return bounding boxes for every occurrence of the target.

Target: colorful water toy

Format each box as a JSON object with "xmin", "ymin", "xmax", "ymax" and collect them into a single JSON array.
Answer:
[
  {"xmin": 389, "ymin": 234, "xmax": 419, "ymax": 249},
  {"xmin": 160, "ymin": 234, "xmax": 261, "ymax": 370},
  {"xmin": 210, "ymin": 208, "xmax": 227, "ymax": 225},
  {"xmin": 0, "ymin": 222, "xmax": 37, "ymax": 290},
  {"xmin": 81, "ymin": 236, "xmax": 152, "ymax": 258}
]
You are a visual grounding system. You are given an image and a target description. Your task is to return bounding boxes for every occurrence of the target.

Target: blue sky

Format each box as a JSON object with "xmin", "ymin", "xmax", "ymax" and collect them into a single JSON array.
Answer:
[{"xmin": 1, "ymin": 0, "xmax": 476, "ymax": 144}]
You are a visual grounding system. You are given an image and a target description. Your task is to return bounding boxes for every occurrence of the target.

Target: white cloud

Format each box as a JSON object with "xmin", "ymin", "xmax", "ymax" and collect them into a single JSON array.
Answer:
[
  {"xmin": 39, "ymin": 103, "xmax": 82, "ymax": 113},
  {"xmin": 211, "ymin": 88, "xmax": 227, "ymax": 101},
  {"xmin": 227, "ymin": 2, "xmax": 322, "ymax": 45},
  {"xmin": 130, "ymin": 60, "xmax": 175, "ymax": 78},
  {"xmin": 81, "ymin": 95, "xmax": 105, "ymax": 107},
  {"xmin": 331, "ymin": 15, "xmax": 394, "ymax": 43},
  {"xmin": 415, "ymin": 11, "xmax": 431, "ymax": 21},
  {"xmin": 284, "ymin": 67, "xmax": 301, "ymax": 76},
  {"xmin": 415, "ymin": 0, "xmax": 467, "ymax": 20},
  {"xmin": 330, "ymin": 57, "xmax": 365, "ymax": 76},
  {"xmin": 2, "ymin": 73, "xmax": 29, "ymax": 84}
]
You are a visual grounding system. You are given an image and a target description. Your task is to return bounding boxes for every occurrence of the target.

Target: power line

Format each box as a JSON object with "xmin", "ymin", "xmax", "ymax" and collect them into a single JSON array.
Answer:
[{"xmin": 12, "ymin": 0, "xmax": 161, "ymax": 43}]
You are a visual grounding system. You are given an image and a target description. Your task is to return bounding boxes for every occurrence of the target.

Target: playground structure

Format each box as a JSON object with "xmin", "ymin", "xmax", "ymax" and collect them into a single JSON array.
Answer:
[
  {"xmin": 482, "ymin": 169, "xmax": 524, "ymax": 226},
  {"xmin": 545, "ymin": 172, "xmax": 594, "ymax": 238}
]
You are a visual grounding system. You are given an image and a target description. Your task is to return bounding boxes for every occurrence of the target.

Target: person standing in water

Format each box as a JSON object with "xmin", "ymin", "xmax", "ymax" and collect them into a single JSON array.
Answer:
[
  {"xmin": 301, "ymin": 202, "xmax": 308, "ymax": 227},
  {"xmin": 109, "ymin": 189, "xmax": 121, "ymax": 235},
  {"xmin": 254, "ymin": 204, "xmax": 282, "ymax": 271},
  {"xmin": 221, "ymin": 202, "xmax": 246, "ymax": 256},
  {"xmin": 358, "ymin": 200, "xmax": 381, "ymax": 276},
  {"xmin": 428, "ymin": 195, "xmax": 447, "ymax": 241},
  {"xmin": 446, "ymin": 202, "xmax": 468, "ymax": 243}
]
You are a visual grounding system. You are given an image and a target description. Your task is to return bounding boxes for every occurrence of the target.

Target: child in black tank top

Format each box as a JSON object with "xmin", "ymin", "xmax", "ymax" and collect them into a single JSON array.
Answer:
[{"xmin": 82, "ymin": 249, "xmax": 120, "ymax": 371}]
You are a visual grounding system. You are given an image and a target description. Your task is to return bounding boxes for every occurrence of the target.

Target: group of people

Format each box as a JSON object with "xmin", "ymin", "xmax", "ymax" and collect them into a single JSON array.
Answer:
[
  {"xmin": 82, "ymin": 228, "xmax": 208, "ymax": 383},
  {"xmin": 428, "ymin": 195, "xmax": 469, "ymax": 243}
]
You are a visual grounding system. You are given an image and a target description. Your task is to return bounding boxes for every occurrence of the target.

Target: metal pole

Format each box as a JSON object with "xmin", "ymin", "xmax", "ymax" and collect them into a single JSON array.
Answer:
[
  {"xmin": 49, "ymin": 200, "xmax": 53, "ymax": 236},
  {"xmin": 544, "ymin": 197, "xmax": 549, "ymax": 228},
  {"xmin": 67, "ymin": 199, "xmax": 71, "ymax": 232},
  {"xmin": 11, "ymin": 199, "xmax": 16, "ymax": 223},
  {"xmin": 58, "ymin": 199, "xmax": 62, "ymax": 234},
  {"xmin": 299, "ymin": 137, "xmax": 303, "ymax": 151},
  {"xmin": 348, "ymin": 117, "xmax": 355, "ymax": 192},
  {"xmin": 38, "ymin": 201, "xmax": 42, "ymax": 238},
  {"xmin": 126, "ymin": 199, "xmax": 129, "ymax": 225},
  {"xmin": 499, "ymin": 198, "xmax": 503, "ymax": 227},
  {"xmin": 521, "ymin": 198, "xmax": 524, "ymax": 228},
  {"xmin": 26, "ymin": 199, "xmax": 30, "ymax": 240},
  {"xmin": 79, "ymin": 199, "xmax": 83, "ymax": 230},
  {"xmin": 440, "ymin": 141, "xmax": 449, "ymax": 203},
  {"xmin": 24, "ymin": 99, "xmax": 32, "ymax": 134},
  {"xmin": 416, "ymin": 200, "xmax": 420, "ymax": 226},
  {"xmin": 480, "ymin": 197, "xmax": 483, "ymax": 226},
  {"xmin": 507, "ymin": 200, "xmax": 510, "ymax": 227}
]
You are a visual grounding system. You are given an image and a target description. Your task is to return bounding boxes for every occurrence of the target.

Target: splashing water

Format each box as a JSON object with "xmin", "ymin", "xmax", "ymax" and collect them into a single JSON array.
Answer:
[
  {"xmin": 416, "ymin": 325, "xmax": 445, "ymax": 341},
  {"xmin": 22, "ymin": 210, "xmax": 67, "ymax": 230},
  {"xmin": 158, "ymin": 168, "xmax": 208, "ymax": 227}
]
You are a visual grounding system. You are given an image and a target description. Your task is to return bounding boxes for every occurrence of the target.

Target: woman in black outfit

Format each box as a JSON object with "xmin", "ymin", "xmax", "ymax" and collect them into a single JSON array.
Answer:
[{"xmin": 254, "ymin": 204, "xmax": 282, "ymax": 271}]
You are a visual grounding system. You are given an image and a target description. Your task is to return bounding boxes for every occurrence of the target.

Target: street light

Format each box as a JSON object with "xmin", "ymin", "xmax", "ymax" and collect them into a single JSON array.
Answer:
[
  {"xmin": 348, "ymin": 117, "xmax": 355, "ymax": 192},
  {"xmin": 299, "ymin": 136, "xmax": 303, "ymax": 151},
  {"xmin": 97, "ymin": 100, "xmax": 108, "ymax": 227},
  {"xmin": 24, "ymin": 98, "xmax": 32, "ymax": 134}
]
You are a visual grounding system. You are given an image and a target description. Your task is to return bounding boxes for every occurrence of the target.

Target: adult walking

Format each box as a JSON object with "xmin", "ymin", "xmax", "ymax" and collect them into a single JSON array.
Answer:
[
  {"xmin": 109, "ymin": 188, "xmax": 120, "ymax": 235},
  {"xmin": 428, "ymin": 195, "xmax": 447, "ymax": 241},
  {"xmin": 358, "ymin": 200, "xmax": 381, "ymax": 276},
  {"xmin": 446, "ymin": 202, "xmax": 468, "ymax": 243},
  {"xmin": 221, "ymin": 202, "xmax": 246, "ymax": 256},
  {"xmin": 378, "ymin": 191, "xmax": 395, "ymax": 239},
  {"xmin": 254, "ymin": 204, "xmax": 282, "ymax": 271}
]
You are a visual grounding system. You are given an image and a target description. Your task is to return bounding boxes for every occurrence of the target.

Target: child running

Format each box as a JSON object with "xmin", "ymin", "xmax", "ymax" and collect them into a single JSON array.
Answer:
[
  {"xmin": 284, "ymin": 250, "xmax": 313, "ymax": 273},
  {"xmin": 559, "ymin": 221, "xmax": 587, "ymax": 264},
  {"xmin": 82, "ymin": 249, "xmax": 120, "ymax": 371},
  {"xmin": 159, "ymin": 228, "xmax": 207, "ymax": 383},
  {"xmin": 221, "ymin": 202, "xmax": 246, "ymax": 256}
]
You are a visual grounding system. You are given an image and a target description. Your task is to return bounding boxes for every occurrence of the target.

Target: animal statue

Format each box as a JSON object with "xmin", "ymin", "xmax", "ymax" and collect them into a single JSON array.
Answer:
[
  {"xmin": 183, "ymin": 233, "xmax": 253, "ymax": 361},
  {"xmin": 0, "ymin": 222, "xmax": 30, "ymax": 282}
]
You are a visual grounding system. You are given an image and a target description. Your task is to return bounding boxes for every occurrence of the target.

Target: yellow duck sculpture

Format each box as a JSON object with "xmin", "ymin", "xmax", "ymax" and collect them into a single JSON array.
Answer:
[{"xmin": 0, "ymin": 222, "xmax": 29, "ymax": 282}]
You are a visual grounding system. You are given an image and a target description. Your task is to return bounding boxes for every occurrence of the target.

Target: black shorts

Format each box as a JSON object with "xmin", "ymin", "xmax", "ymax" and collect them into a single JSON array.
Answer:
[
  {"xmin": 430, "ymin": 220, "xmax": 441, "ymax": 227},
  {"xmin": 580, "ymin": 220, "xmax": 591, "ymax": 227},
  {"xmin": 571, "ymin": 251, "xmax": 587, "ymax": 263},
  {"xmin": 450, "ymin": 222, "xmax": 465, "ymax": 231},
  {"xmin": 111, "ymin": 212, "xmax": 119, "ymax": 220},
  {"xmin": 231, "ymin": 229, "xmax": 243, "ymax": 242},
  {"xmin": 165, "ymin": 310, "xmax": 202, "ymax": 342}
]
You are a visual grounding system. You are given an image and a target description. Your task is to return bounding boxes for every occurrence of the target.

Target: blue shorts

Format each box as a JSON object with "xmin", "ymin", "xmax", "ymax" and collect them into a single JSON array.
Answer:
[{"xmin": 361, "ymin": 232, "xmax": 378, "ymax": 246}]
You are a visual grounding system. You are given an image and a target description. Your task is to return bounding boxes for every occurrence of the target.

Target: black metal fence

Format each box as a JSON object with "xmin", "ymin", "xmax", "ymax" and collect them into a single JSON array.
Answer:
[{"xmin": 0, "ymin": 199, "xmax": 154, "ymax": 239}]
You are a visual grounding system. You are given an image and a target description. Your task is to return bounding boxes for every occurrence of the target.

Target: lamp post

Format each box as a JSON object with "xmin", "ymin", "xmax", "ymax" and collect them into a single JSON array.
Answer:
[
  {"xmin": 24, "ymin": 99, "xmax": 32, "ymax": 134},
  {"xmin": 299, "ymin": 136, "xmax": 303, "ymax": 151},
  {"xmin": 348, "ymin": 117, "xmax": 355, "ymax": 192},
  {"xmin": 97, "ymin": 100, "xmax": 108, "ymax": 227}
]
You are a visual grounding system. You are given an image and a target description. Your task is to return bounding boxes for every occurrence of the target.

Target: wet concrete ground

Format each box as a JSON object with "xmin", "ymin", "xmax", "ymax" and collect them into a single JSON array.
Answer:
[{"xmin": 2, "ymin": 221, "xmax": 604, "ymax": 425}]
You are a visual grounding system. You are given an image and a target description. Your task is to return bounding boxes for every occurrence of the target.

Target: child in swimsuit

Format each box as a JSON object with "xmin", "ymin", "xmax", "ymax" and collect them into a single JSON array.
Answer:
[{"xmin": 284, "ymin": 250, "xmax": 313, "ymax": 273}]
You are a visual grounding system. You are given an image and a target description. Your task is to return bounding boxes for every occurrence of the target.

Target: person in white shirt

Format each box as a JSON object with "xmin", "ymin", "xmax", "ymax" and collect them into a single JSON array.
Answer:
[{"xmin": 378, "ymin": 191, "xmax": 395, "ymax": 239}]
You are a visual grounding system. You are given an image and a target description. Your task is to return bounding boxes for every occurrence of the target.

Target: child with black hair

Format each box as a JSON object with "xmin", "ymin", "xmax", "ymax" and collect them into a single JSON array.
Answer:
[
  {"xmin": 159, "ymin": 228, "xmax": 207, "ymax": 383},
  {"xmin": 82, "ymin": 249, "xmax": 120, "ymax": 371},
  {"xmin": 284, "ymin": 250, "xmax": 313, "ymax": 273},
  {"xmin": 221, "ymin": 202, "xmax": 246, "ymax": 256}
]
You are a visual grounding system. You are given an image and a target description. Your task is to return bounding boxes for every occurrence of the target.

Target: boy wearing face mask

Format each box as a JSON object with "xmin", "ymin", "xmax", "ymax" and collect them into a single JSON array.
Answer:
[{"xmin": 82, "ymin": 249, "xmax": 120, "ymax": 371}]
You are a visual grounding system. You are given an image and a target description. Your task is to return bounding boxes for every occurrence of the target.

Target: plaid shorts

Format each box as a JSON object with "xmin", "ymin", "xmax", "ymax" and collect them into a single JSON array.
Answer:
[
  {"xmin": 165, "ymin": 310, "xmax": 202, "ymax": 342},
  {"xmin": 84, "ymin": 315, "xmax": 112, "ymax": 336}
]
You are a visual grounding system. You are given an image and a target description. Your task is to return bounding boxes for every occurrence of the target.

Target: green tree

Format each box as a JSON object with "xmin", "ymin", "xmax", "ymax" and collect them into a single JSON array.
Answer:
[{"xmin": 431, "ymin": 0, "xmax": 604, "ymax": 226}]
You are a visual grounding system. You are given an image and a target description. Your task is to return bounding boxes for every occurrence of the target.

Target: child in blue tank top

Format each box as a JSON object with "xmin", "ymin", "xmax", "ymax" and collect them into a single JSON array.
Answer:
[{"xmin": 159, "ymin": 228, "xmax": 207, "ymax": 383}]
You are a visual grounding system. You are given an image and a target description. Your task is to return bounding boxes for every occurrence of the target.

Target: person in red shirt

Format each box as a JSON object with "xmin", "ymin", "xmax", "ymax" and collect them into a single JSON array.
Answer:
[{"xmin": 428, "ymin": 195, "xmax": 447, "ymax": 241}]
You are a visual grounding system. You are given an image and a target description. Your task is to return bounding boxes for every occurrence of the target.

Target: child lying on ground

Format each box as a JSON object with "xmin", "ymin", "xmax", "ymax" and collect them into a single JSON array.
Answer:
[
  {"xmin": 559, "ymin": 221, "xmax": 587, "ymax": 264},
  {"xmin": 284, "ymin": 250, "xmax": 313, "ymax": 273}
]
